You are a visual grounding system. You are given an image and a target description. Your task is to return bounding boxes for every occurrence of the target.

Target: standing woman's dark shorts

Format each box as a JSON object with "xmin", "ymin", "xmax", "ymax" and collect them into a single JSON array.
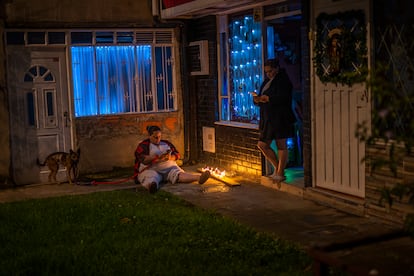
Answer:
[{"xmin": 259, "ymin": 105, "xmax": 296, "ymax": 141}]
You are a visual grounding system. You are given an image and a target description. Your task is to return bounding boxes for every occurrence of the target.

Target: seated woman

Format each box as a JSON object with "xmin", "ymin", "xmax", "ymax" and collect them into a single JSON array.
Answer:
[{"xmin": 134, "ymin": 125, "xmax": 211, "ymax": 193}]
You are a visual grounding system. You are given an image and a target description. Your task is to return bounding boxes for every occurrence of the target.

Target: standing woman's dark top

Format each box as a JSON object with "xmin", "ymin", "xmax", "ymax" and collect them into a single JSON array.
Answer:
[{"xmin": 258, "ymin": 66, "xmax": 296, "ymax": 141}]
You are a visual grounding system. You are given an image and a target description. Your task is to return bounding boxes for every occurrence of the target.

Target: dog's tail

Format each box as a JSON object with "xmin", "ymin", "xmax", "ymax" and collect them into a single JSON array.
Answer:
[{"xmin": 37, "ymin": 158, "xmax": 46, "ymax": 167}]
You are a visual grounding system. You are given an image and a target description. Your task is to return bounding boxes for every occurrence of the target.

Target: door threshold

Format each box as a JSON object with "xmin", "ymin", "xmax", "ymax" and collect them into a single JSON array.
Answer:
[
  {"xmin": 261, "ymin": 175, "xmax": 304, "ymax": 197},
  {"xmin": 304, "ymin": 188, "xmax": 366, "ymax": 217}
]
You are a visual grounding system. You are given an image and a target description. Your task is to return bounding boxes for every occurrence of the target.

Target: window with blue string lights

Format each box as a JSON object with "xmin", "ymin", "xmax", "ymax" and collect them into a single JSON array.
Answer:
[
  {"xmin": 226, "ymin": 14, "xmax": 262, "ymax": 124},
  {"xmin": 219, "ymin": 11, "xmax": 303, "ymax": 167}
]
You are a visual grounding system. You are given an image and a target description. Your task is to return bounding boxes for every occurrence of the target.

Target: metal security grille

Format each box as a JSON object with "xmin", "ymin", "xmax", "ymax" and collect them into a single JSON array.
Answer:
[
  {"xmin": 376, "ymin": 25, "xmax": 414, "ymax": 94},
  {"xmin": 375, "ymin": 14, "xmax": 414, "ymax": 137}
]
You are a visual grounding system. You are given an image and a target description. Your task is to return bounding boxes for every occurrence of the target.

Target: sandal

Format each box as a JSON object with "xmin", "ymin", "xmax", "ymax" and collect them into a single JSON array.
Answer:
[
  {"xmin": 149, "ymin": 182, "xmax": 158, "ymax": 194},
  {"xmin": 271, "ymin": 175, "xmax": 286, "ymax": 183},
  {"xmin": 199, "ymin": 171, "xmax": 211, "ymax": 184}
]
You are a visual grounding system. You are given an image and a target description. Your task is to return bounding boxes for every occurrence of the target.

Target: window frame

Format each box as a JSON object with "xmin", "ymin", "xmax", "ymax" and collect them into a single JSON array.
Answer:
[
  {"xmin": 216, "ymin": 4, "xmax": 302, "ymax": 129},
  {"xmin": 217, "ymin": 12, "xmax": 264, "ymax": 128},
  {"xmin": 5, "ymin": 28, "xmax": 178, "ymax": 117},
  {"xmin": 69, "ymin": 30, "xmax": 177, "ymax": 117}
]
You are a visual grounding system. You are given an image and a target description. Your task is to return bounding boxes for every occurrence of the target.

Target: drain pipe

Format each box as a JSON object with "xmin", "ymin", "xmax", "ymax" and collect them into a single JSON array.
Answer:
[
  {"xmin": 179, "ymin": 23, "xmax": 193, "ymax": 165},
  {"xmin": 151, "ymin": 0, "xmax": 193, "ymax": 164},
  {"xmin": 152, "ymin": 0, "xmax": 160, "ymax": 19}
]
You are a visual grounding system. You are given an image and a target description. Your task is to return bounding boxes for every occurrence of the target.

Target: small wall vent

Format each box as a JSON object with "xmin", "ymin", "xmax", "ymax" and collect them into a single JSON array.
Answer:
[{"xmin": 188, "ymin": 40, "xmax": 209, "ymax": 76}]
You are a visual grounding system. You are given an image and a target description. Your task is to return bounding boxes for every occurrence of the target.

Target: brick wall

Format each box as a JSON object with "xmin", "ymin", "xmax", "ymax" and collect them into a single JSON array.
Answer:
[
  {"xmin": 185, "ymin": 16, "xmax": 262, "ymax": 180},
  {"xmin": 365, "ymin": 144, "xmax": 414, "ymax": 224},
  {"xmin": 301, "ymin": 0, "xmax": 312, "ymax": 187},
  {"xmin": 204, "ymin": 125, "xmax": 262, "ymax": 178},
  {"xmin": 186, "ymin": 16, "xmax": 217, "ymax": 159},
  {"xmin": 363, "ymin": 0, "xmax": 414, "ymax": 223},
  {"xmin": 185, "ymin": 13, "xmax": 310, "ymax": 181}
]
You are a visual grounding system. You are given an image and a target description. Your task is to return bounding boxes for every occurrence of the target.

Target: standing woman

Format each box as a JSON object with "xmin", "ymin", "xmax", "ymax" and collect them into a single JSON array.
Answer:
[{"xmin": 253, "ymin": 59, "xmax": 296, "ymax": 183}]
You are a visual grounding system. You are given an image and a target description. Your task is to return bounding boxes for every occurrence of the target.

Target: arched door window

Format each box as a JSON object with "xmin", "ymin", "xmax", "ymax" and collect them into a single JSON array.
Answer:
[
  {"xmin": 23, "ymin": 65, "xmax": 55, "ymax": 127},
  {"xmin": 24, "ymin": 65, "xmax": 55, "ymax": 83}
]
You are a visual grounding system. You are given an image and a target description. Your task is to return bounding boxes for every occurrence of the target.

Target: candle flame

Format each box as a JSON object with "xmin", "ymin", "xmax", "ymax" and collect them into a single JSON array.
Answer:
[{"xmin": 202, "ymin": 166, "xmax": 226, "ymax": 178}]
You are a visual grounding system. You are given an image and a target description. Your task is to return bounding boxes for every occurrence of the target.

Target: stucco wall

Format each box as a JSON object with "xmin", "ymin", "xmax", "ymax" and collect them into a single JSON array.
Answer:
[
  {"xmin": 0, "ymin": 20, "xmax": 11, "ymax": 183},
  {"xmin": 75, "ymin": 113, "xmax": 184, "ymax": 174},
  {"xmin": 1, "ymin": 0, "xmax": 188, "ymax": 182},
  {"xmin": 4, "ymin": 0, "xmax": 153, "ymax": 27}
]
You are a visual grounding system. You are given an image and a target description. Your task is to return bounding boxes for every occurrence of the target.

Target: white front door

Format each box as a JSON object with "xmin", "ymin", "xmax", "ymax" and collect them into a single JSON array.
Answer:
[
  {"xmin": 8, "ymin": 49, "xmax": 72, "ymax": 185},
  {"xmin": 311, "ymin": 0, "xmax": 371, "ymax": 197}
]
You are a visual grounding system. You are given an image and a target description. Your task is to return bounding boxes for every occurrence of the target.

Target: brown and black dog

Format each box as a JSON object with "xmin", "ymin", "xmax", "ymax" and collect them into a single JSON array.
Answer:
[{"xmin": 37, "ymin": 149, "xmax": 80, "ymax": 184}]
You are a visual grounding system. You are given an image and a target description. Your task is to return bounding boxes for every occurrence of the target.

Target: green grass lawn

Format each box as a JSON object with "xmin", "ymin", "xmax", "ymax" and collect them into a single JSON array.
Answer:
[{"xmin": 0, "ymin": 189, "xmax": 312, "ymax": 275}]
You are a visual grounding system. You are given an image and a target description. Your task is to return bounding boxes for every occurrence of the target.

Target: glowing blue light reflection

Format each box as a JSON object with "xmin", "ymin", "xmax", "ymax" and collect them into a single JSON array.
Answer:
[{"xmin": 229, "ymin": 15, "xmax": 262, "ymax": 123}]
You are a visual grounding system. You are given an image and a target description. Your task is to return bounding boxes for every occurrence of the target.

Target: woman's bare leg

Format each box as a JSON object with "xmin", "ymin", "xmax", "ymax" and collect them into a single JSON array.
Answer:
[
  {"xmin": 178, "ymin": 171, "xmax": 210, "ymax": 184},
  {"xmin": 257, "ymin": 140, "xmax": 279, "ymax": 176},
  {"xmin": 276, "ymin": 139, "xmax": 288, "ymax": 176},
  {"xmin": 178, "ymin": 172, "xmax": 200, "ymax": 183}
]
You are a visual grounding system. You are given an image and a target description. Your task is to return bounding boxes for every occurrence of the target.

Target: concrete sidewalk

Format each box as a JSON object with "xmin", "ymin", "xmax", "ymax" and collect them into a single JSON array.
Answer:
[
  {"xmin": 163, "ymin": 175, "xmax": 414, "ymax": 275},
  {"xmin": 1, "ymin": 165, "xmax": 414, "ymax": 275}
]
